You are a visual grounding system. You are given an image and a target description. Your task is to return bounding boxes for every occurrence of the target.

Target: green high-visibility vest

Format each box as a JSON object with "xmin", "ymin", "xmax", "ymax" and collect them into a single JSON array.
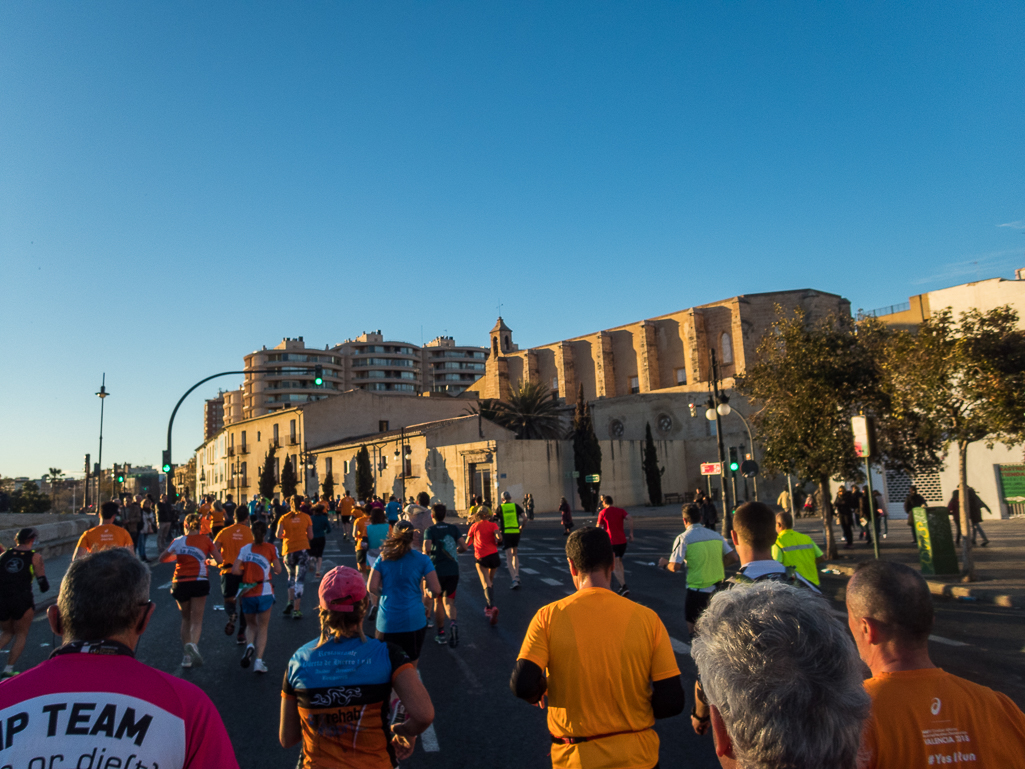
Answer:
[{"xmin": 500, "ymin": 502, "xmax": 520, "ymax": 534}]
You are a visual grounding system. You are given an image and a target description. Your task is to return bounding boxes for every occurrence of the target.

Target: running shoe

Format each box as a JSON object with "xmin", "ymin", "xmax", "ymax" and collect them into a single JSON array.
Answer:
[
  {"xmin": 617, "ymin": 585, "xmax": 630, "ymax": 597},
  {"xmin": 181, "ymin": 654, "xmax": 192, "ymax": 669},
  {"xmin": 434, "ymin": 631, "xmax": 447, "ymax": 645},
  {"xmin": 448, "ymin": 624, "xmax": 459, "ymax": 648},
  {"xmin": 511, "ymin": 579, "xmax": 520, "ymax": 590},
  {"xmin": 225, "ymin": 613, "xmax": 237, "ymax": 636},
  {"xmin": 283, "ymin": 602, "xmax": 293, "ymax": 616},
  {"xmin": 241, "ymin": 644, "xmax": 255, "ymax": 669},
  {"xmin": 292, "ymin": 609, "xmax": 303, "ymax": 620},
  {"xmin": 0, "ymin": 670, "xmax": 18, "ymax": 679},
  {"xmin": 367, "ymin": 605, "xmax": 378, "ymax": 622},
  {"xmin": 186, "ymin": 642, "xmax": 203, "ymax": 668},
  {"xmin": 254, "ymin": 659, "xmax": 268, "ymax": 674},
  {"xmin": 488, "ymin": 606, "xmax": 499, "ymax": 625},
  {"xmin": 236, "ymin": 631, "xmax": 247, "ymax": 645}
]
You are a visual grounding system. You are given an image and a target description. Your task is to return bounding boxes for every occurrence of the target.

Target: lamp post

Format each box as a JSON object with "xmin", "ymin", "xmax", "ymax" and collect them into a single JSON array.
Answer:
[
  {"xmin": 705, "ymin": 350, "xmax": 734, "ymax": 535},
  {"xmin": 96, "ymin": 374, "xmax": 110, "ymax": 505}
]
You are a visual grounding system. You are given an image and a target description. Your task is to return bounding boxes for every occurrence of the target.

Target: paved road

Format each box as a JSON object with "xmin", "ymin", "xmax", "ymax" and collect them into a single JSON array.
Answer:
[{"xmin": 10, "ymin": 518, "xmax": 1025, "ymax": 768}]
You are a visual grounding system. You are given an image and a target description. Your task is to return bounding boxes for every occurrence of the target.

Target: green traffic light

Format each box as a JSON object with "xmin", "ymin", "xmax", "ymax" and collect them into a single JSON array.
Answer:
[
  {"xmin": 162, "ymin": 463, "xmax": 171, "ymax": 473},
  {"xmin": 314, "ymin": 376, "xmax": 323, "ymax": 385},
  {"xmin": 729, "ymin": 462, "xmax": 739, "ymax": 472}
]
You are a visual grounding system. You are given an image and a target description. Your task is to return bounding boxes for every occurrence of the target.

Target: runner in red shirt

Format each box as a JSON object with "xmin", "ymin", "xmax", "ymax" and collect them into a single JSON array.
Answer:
[
  {"xmin": 596, "ymin": 496, "xmax": 634, "ymax": 597},
  {"xmin": 466, "ymin": 507, "xmax": 502, "ymax": 624}
]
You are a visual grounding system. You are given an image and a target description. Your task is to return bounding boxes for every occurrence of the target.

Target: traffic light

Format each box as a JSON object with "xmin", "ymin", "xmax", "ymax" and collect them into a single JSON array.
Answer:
[
  {"xmin": 161, "ymin": 450, "xmax": 171, "ymax": 474},
  {"xmin": 115, "ymin": 464, "xmax": 125, "ymax": 484},
  {"xmin": 688, "ymin": 403, "xmax": 697, "ymax": 418},
  {"xmin": 313, "ymin": 365, "xmax": 324, "ymax": 386},
  {"xmin": 728, "ymin": 447, "xmax": 739, "ymax": 473}
]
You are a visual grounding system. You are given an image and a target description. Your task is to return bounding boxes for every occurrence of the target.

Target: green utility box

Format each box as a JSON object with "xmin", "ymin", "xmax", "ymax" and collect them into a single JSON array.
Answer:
[{"xmin": 913, "ymin": 506, "xmax": 959, "ymax": 576}]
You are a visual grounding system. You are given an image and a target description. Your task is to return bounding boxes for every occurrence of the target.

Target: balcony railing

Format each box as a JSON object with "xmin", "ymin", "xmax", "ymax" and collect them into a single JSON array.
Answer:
[
  {"xmin": 271, "ymin": 439, "xmax": 280, "ymax": 448},
  {"xmin": 239, "ymin": 445, "xmax": 249, "ymax": 455},
  {"xmin": 227, "ymin": 447, "xmax": 235, "ymax": 457},
  {"xmin": 289, "ymin": 436, "xmax": 298, "ymax": 445}
]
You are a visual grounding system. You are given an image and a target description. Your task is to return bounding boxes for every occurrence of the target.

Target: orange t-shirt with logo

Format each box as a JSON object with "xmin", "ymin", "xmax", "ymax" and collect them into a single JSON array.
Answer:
[
  {"xmin": 214, "ymin": 522, "xmax": 255, "ymax": 572},
  {"xmin": 339, "ymin": 496, "xmax": 355, "ymax": 517},
  {"xmin": 209, "ymin": 506, "xmax": 226, "ymax": 527},
  {"xmin": 277, "ymin": 512, "xmax": 312, "ymax": 556},
  {"xmin": 861, "ymin": 668, "xmax": 1025, "ymax": 769},
  {"xmin": 76, "ymin": 523, "xmax": 134, "ymax": 554},
  {"xmin": 166, "ymin": 534, "xmax": 217, "ymax": 582}
]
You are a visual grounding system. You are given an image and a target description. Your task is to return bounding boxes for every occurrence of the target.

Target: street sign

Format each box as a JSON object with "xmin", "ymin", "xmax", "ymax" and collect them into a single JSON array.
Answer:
[
  {"xmin": 585, "ymin": 474, "xmax": 601, "ymax": 483},
  {"xmin": 700, "ymin": 462, "xmax": 721, "ymax": 476},
  {"xmin": 740, "ymin": 459, "xmax": 759, "ymax": 478},
  {"xmin": 852, "ymin": 415, "xmax": 876, "ymax": 458}
]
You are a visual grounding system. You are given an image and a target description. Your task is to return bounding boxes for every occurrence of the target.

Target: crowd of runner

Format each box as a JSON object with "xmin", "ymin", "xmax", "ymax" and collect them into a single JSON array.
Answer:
[{"xmin": 2, "ymin": 493, "xmax": 1024, "ymax": 769}]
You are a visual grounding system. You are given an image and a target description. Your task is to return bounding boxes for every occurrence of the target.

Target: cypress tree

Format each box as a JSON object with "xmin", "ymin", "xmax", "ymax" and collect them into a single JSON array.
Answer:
[
  {"xmin": 355, "ymin": 446, "xmax": 374, "ymax": 501},
  {"xmin": 259, "ymin": 446, "xmax": 277, "ymax": 499},
  {"xmin": 571, "ymin": 384, "xmax": 603, "ymax": 512},
  {"xmin": 280, "ymin": 455, "xmax": 298, "ymax": 499},
  {"xmin": 321, "ymin": 468, "xmax": 335, "ymax": 500},
  {"xmin": 642, "ymin": 422, "xmax": 664, "ymax": 506}
]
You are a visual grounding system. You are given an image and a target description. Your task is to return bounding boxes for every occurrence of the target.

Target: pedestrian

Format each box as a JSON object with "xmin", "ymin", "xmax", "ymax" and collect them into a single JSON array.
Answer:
[
  {"xmin": 696, "ymin": 490, "xmax": 719, "ymax": 531},
  {"xmin": 496, "ymin": 490, "xmax": 525, "ymax": 589},
  {"xmin": 834, "ymin": 486, "xmax": 855, "ymax": 548},
  {"xmin": 524, "ymin": 492, "xmax": 535, "ymax": 521},
  {"xmin": 511, "ymin": 527, "xmax": 685, "ymax": 769},
  {"xmin": 596, "ymin": 495, "xmax": 634, "ymax": 597},
  {"xmin": 771, "ymin": 511, "xmax": 824, "ymax": 586},
  {"xmin": 214, "ymin": 506, "xmax": 255, "ymax": 644},
  {"xmin": 423, "ymin": 503, "xmax": 467, "ymax": 647},
  {"xmin": 0, "ymin": 549, "xmax": 239, "ymax": 767},
  {"xmin": 220, "ymin": 494, "xmax": 236, "ymax": 535},
  {"xmin": 138, "ymin": 494, "xmax": 156, "ymax": 561},
  {"xmin": 155, "ymin": 493, "xmax": 174, "ymax": 549},
  {"xmin": 402, "ymin": 491, "xmax": 433, "ymax": 550},
  {"xmin": 558, "ymin": 496, "xmax": 573, "ymax": 535},
  {"xmin": 847, "ymin": 561, "xmax": 1025, "ymax": 767},
  {"xmin": 277, "ymin": 495, "xmax": 314, "ymax": 620},
  {"xmin": 73, "ymin": 499, "xmax": 135, "ymax": 560},
  {"xmin": 658, "ymin": 503, "xmax": 738, "ymax": 634},
  {"xmin": 122, "ymin": 494, "xmax": 142, "ymax": 550},
  {"xmin": 233, "ymin": 520, "xmax": 282, "ymax": 674},
  {"xmin": 776, "ymin": 487, "xmax": 791, "ymax": 513},
  {"xmin": 0, "ymin": 528, "xmax": 48, "ymax": 678},
  {"xmin": 692, "ymin": 581, "xmax": 869, "ymax": 769},
  {"xmin": 158, "ymin": 512, "xmax": 222, "ymax": 668},
  {"xmin": 873, "ymin": 488, "xmax": 888, "ymax": 538},
  {"xmin": 309, "ymin": 501, "xmax": 332, "ymax": 579},
  {"xmin": 385, "ymin": 494, "xmax": 401, "ymax": 524},
  {"xmin": 368, "ymin": 520, "xmax": 441, "ymax": 668},
  {"xmin": 337, "ymin": 487, "xmax": 355, "ymax": 541},
  {"xmin": 357, "ymin": 505, "xmax": 391, "ymax": 621},
  {"xmin": 951, "ymin": 487, "xmax": 991, "ymax": 546},
  {"xmin": 903, "ymin": 485, "xmax": 926, "ymax": 544},
  {"xmin": 279, "ymin": 566, "xmax": 435, "ymax": 766},
  {"xmin": 466, "ymin": 505, "xmax": 502, "ymax": 624}
]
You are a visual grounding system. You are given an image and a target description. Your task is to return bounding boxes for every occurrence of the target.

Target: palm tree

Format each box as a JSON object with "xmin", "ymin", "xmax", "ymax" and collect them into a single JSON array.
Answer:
[
  {"xmin": 475, "ymin": 381, "xmax": 567, "ymax": 439},
  {"xmin": 44, "ymin": 468, "xmax": 64, "ymax": 512}
]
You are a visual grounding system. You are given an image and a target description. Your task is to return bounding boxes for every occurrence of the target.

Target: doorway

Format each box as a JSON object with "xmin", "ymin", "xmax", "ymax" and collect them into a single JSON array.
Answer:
[{"xmin": 469, "ymin": 463, "xmax": 492, "ymax": 507}]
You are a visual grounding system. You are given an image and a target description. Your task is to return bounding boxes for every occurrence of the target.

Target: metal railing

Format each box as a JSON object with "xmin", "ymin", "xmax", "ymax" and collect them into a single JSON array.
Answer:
[{"xmin": 860, "ymin": 301, "xmax": 911, "ymax": 319}]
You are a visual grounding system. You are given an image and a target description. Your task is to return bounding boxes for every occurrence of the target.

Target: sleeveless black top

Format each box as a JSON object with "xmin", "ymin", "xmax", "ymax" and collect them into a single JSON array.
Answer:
[{"xmin": 0, "ymin": 549, "xmax": 35, "ymax": 596}]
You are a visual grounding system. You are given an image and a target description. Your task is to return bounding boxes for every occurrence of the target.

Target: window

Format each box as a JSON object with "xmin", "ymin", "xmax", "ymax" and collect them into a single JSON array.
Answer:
[
  {"xmin": 675, "ymin": 368, "xmax": 687, "ymax": 385},
  {"xmin": 325, "ymin": 457, "xmax": 333, "ymax": 477},
  {"xmin": 721, "ymin": 332, "xmax": 733, "ymax": 365},
  {"xmin": 379, "ymin": 420, "xmax": 389, "ymax": 432},
  {"xmin": 629, "ymin": 376, "xmax": 640, "ymax": 394},
  {"xmin": 257, "ymin": 431, "xmax": 261, "ymax": 442},
  {"xmin": 380, "ymin": 455, "xmax": 388, "ymax": 470},
  {"xmin": 241, "ymin": 430, "xmax": 247, "ymax": 449},
  {"xmin": 343, "ymin": 460, "xmax": 349, "ymax": 475},
  {"xmin": 289, "ymin": 419, "xmax": 297, "ymax": 443},
  {"xmin": 404, "ymin": 457, "xmax": 412, "ymax": 477},
  {"xmin": 272, "ymin": 424, "xmax": 279, "ymax": 446},
  {"xmin": 274, "ymin": 457, "xmax": 280, "ymax": 480},
  {"xmin": 240, "ymin": 462, "xmax": 247, "ymax": 483}
]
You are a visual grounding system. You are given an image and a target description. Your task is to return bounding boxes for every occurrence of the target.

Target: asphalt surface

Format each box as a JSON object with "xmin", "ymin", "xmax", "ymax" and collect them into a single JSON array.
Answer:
[{"xmin": 9, "ymin": 518, "xmax": 1025, "ymax": 768}]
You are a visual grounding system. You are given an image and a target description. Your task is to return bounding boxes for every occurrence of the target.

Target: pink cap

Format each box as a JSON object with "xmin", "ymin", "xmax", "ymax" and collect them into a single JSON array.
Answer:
[{"xmin": 319, "ymin": 566, "xmax": 368, "ymax": 612}]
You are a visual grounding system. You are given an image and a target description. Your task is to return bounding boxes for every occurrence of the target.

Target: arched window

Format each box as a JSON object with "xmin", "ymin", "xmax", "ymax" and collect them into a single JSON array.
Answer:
[
  {"xmin": 492, "ymin": 338, "xmax": 499, "ymax": 356},
  {"xmin": 504, "ymin": 335, "xmax": 510, "ymax": 351},
  {"xmin": 721, "ymin": 332, "xmax": 733, "ymax": 365}
]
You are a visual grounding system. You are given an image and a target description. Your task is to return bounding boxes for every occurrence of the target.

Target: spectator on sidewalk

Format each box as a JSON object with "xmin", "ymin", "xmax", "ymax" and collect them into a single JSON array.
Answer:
[
  {"xmin": 903, "ymin": 485, "xmax": 926, "ymax": 544},
  {"xmin": 0, "ymin": 548, "xmax": 239, "ymax": 767},
  {"xmin": 692, "ymin": 580, "xmax": 869, "ymax": 769},
  {"xmin": 776, "ymin": 487, "xmax": 791, "ymax": 513},
  {"xmin": 847, "ymin": 560, "xmax": 1025, "ymax": 767}
]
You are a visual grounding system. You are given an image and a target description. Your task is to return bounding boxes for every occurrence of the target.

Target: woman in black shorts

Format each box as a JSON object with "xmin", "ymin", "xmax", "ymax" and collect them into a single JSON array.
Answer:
[
  {"xmin": 0, "ymin": 528, "xmax": 47, "ymax": 678},
  {"xmin": 159, "ymin": 513, "xmax": 221, "ymax": 669}
]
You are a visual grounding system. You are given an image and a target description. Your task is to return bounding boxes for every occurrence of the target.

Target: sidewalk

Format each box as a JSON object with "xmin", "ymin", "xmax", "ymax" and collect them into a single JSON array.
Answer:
[{"xmin": 795, "ymin": 516, "xmax": 1025, "ymax": 609}]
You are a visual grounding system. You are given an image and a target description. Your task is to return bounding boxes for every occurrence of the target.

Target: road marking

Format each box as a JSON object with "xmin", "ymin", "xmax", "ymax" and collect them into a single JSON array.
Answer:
[
  {"xmin": 157, "ymin": 581, "xmax": 173, "ymax": 590},
  {"xmin": 540, "ymin": 577, "xmax": 563, "ymax": 586},
  {"xmin": 415, "ymin": 670, "xmax": 441, "ymax": 752},
  {"xmin": 929, "ymin": 635, "xmax": 969, "ymax": 647},
  {"xmin": 448, "ymin": 649, "xmax": 484, "ymax": 691},
  {"xmin": 670, "ymin": 638, "xmax": 691, "ymax": 655},
  {"xmin": 520, "ymin": 568, "xmax": 540, "ymax": 575}
]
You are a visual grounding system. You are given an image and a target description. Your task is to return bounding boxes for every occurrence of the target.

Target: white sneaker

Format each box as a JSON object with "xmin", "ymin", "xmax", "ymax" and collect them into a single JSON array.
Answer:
[
  {"xmin": 186, "ymin": 642, "xmax": 203, "ymax": 668},
  {"xmin": 254, "ymin": 659, "xmax": 268, "ymax": 674},
  {"xmin": 181, "ymin": 654, "xmax": 192, "ymax": 669}
]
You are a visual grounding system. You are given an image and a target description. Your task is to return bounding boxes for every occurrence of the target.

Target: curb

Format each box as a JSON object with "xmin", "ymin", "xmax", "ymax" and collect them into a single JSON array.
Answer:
[{"xmin": 821, "ymin": 563, "xmax": 1022, "ymax": 609}]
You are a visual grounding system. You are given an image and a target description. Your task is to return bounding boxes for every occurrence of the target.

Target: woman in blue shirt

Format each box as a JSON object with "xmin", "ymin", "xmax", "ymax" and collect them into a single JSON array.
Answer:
[{"xmin": 368, "ymin": 521, "xmax": 441, "ymax": 666}]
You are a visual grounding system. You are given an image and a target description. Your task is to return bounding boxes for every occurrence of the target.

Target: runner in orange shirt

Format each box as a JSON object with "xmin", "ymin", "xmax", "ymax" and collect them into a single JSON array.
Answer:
[
  {"xmin": 159, "ymin": 513, "xmax": 222, "ymax": 669},
  {"xmin": 72, "ymin": 501, "xmax": 135, "ymax": 560},
  {"xmin": 209, "ymin": 500, "xmax": 227, "ymax": 539},
  {"xmin": 214, "ymin": 507, "xmax": 255, "ymax": 643},
  {"xmin": 276, "ymin": 496, "xmax": 314, "ymax": 620},
  {"xmin": 231, "ymin": 520, "xmax": 282, "ymax": 673},
  {"xmin": 337, "ymin": 489, "xmax": 356, "ymax": 542}
]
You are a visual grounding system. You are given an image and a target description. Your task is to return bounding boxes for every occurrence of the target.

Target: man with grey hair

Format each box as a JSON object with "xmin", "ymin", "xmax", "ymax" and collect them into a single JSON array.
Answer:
[
  {"xmin": 847, "ymin": 560, "xmax": 1025, "ymax": 768},
  {"xmin": 692, "ymin": 581, "xmax": 870, "ymax": 769},
  {"xmin": 0, "ymin": 549, "xmax": 239, "ymax": 767}
]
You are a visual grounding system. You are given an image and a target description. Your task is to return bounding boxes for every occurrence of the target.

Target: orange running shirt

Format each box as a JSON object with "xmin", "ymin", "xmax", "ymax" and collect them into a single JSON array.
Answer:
[
  {"xmin": 214, "ymin": 522, "xmax": 255, "ymax": 572},
  {"xmin": 518, "ymin": 587, "xmax": 681, "ymax": 769},
  {"xmin": 277, "ymin": 513, "xmax": 313, "ymax": 556},
  {"xmin": 209, "ymin": 507, "xmax": 226, "ymax": 527},
  {"xmin": 467, "ymin": 520, "xmax": 500, "ymax": 559},
  {"xmin": 861, "ymin": 668, "xmax": 1025, "ymax": 768},
  {"xmin": 167, "ymin": 534, "xmax": 216, "ymax": 582},
  {"xmin": 237, "ymin": 542, "xmax": 279, "ymax": 598},
  {"xmin": 339, "ymin": 496, "xmax": 355, "ymax": 517},
  {"xmin": 76, "ymin": 524, "xmax": 134, "ymax": 554}
]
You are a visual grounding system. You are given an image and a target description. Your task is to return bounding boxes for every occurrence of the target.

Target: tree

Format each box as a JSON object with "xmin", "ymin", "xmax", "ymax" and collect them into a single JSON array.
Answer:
[
  {"xmin": 44, "ymin": 468, "xmax": 64, "ymax": 512},
  {"xmin": 280, "ymin": 455, "xmax": 298, "ymax": 500},
  {"xmin": 876, "ymin": 307, "xmax": 1025, "ymax": 580},
  {"xmin": 259, "ymin": 446, "xmax": 277, "ymax": 499},
  {"xmin": 642, "ymin": 423, "xmax": 664, "ymax": 506},
  {"xmin": 737, "ymin": 308, "xmax": 879, "ymax": 558},
  {"xmin": 571, "ymin": 384, "xmax": 603, "ymax": 512},
  {"xmin": 321, "ymin": 468, "xmax": 335, "ymax": 500},
  {"xmin": 467, "ymin": 381, "xmax": 566, "ymax": 439},
  {"xmin": 355, "ymin": 446, "xmax": 374, "ymax": 502},
  {"xmin": 10, "ymin": 481, "xmax": 50, "ymax": 514}
]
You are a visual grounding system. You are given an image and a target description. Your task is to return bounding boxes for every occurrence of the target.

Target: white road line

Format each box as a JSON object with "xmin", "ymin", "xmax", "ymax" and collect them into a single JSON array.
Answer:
[
  {"xmin": 420, "ymin": 724, "xmax": 440, "ymax": 752},
  {"xmin": 670, "ymin": 638, "xmax": 691, "ymax": 655},
  {"xmin": 929, "ymin": 635, "xmax": 969, "ymax": 647},
  {"xmin": 520, "ymin": 567, "xmax": 540, "ymax": 575},
  {"xmin": 448, "ymin": 649, "xmax": 485, "ymax": 691},
  {"xmin": 157, "ymin": 581, "xmax": 173, "ymax": 590},
  {"xmin": 540, "ymin": 577, "xmax": 563, "ymax": 586}
]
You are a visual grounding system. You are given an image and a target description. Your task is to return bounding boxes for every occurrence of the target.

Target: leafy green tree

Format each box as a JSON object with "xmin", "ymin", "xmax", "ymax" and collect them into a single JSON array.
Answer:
[
  {"xmin": 737, "ymin": 308, "xmax": 878, "ymax": 558},
  {"xmin": 642, "ymin": 423, "xmax": 664, "ymax": 506},
  {"xmin": 280, "ymin": 455, "xmax": 298, "ymax": 500},
  {"xmin": 467, "ymin": 382, "xmax": 566, "ymax": 439},
  {"xmin": 571, "ymin": 384, "xmax": 603, "ymax": 512},
  {"xmin": 876, "ymin": 307, "xmax": 1025, "ymax": 580},
  {"xmin": 259, "ymin": 446, "xmax": 277, "ymax": 499},
  {"xmin": 355, "ymin": 446, "xmax": 374, "ymax": 501},
  {"xmin": 11, "ymin": 481, "xmax": 50, "ymax": 514},
  {"xmin": 321, "ymin": 468, "xmax": 335, "ymax": 500}
]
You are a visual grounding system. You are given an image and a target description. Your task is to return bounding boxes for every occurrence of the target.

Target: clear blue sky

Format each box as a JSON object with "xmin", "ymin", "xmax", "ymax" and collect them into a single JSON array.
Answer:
[{"xmin": 2, "ymin": 2, "xmax": 1023, "ymax": 479}]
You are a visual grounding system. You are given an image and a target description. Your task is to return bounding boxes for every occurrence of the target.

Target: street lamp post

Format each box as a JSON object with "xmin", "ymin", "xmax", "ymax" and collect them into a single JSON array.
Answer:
[
  {"xmin": 96, "ymin": 374, "xmax": 110, "ymax": 505},
  {"xmin": 705, "ymin": 350, "xmax": 734, "ymax": 536}
]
